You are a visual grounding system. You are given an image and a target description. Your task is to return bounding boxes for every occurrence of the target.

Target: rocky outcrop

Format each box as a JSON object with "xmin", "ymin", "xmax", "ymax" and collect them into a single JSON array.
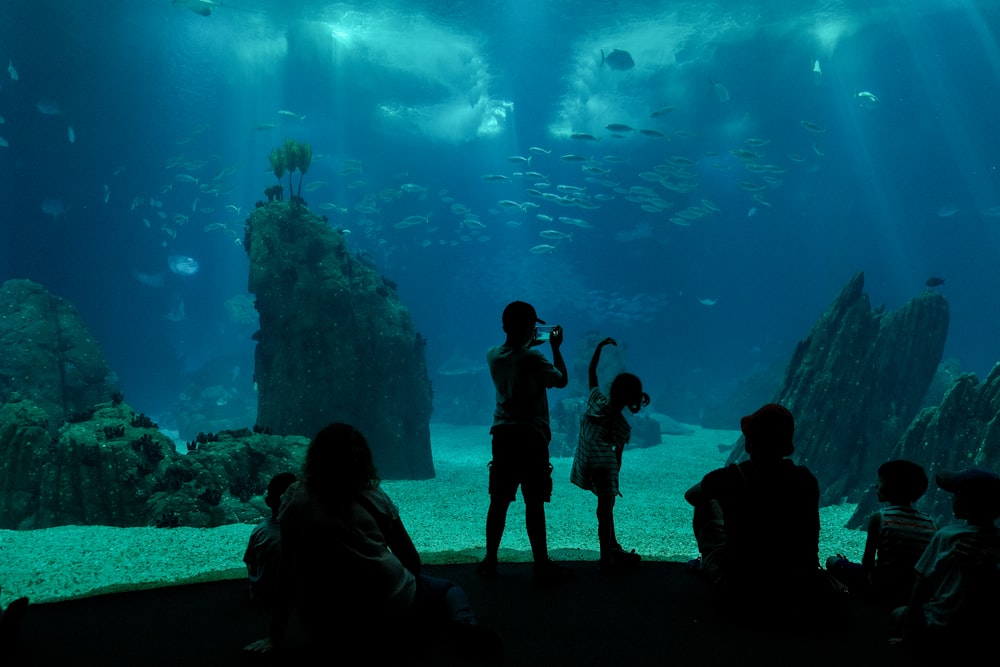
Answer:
[
  {"xmin": 727, "ymin": 272, "xmax": 949, "ymax": 506},
  {"xmin": 848, "ymin": 363, "xmax": 1000, "ymax": 528},
  {"xmin": 0, "ymin": 279, "xmax": 119, "ymax": 431},
  {"xmin": 0, "ymin": 398, "xmax": 308, "ymax": 529},
  {"xmin": 245, "ymin": 201, "xmax": 434, "ymax": 480}
]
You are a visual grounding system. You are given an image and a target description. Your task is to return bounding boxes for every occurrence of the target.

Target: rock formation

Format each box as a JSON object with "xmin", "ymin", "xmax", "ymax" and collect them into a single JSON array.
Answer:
[
  {"xmin": 0, "ymin": 397, "xmax": 308, "ymax": 529},
  {"xmin": 847, "ymin": 363, "xmax": 1000, "ymax": 528},
  {"xmin": 727, "ymin": 272, "xmax": 949, "ymax": 506},
  {"xmin": 0, "ymin": 279, "xmax": 119, "ymax": 431},
  {"xmin": 245, "ymin": 201, "xmax": 434, "ymax": 479}
]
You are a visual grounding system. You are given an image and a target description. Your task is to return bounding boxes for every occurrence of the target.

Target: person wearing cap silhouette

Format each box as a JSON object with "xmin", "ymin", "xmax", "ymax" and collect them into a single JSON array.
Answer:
[
  {"xmin": 892, "ymin": 468, "xmax": 1000, "ymax": 656},
  {"xmin": 684, "ymin": 403, "xmax": 820, "ymax": 612},
  {"xmin": 479, "ymin": 301, "xmax": 572, "ymax": 585}
]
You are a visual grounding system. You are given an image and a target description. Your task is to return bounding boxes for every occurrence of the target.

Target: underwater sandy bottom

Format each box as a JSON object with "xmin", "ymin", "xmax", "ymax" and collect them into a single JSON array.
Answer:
[{"xmin": 0, "ymin": 424, "xmax": 865, "ymax": 606}]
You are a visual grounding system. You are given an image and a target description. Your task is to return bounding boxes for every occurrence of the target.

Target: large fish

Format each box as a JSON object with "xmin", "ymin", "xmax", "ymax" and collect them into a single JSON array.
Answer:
[
  {"xmin": 173, "ymin": 0, "xmax": 220, "ymax": 16},
  {"xmin": 168, "ymin": 255, "xmax": 200, "ymax": 276},
  {"xmin": 601, "ymin": 49, "xmax": 635, "ymax": 71}
]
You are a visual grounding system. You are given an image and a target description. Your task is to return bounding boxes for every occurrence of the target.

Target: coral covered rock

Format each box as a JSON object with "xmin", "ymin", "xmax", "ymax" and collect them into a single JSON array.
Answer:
[
  {"xmin": 0, "ymin": 398, "xmax": 309, "ymax": 529},
  {"xmin": 246, "ymin": 201, "xmax": 434, "ymax": 479},
  {"xmin": 0, "ymin": 279, "xmax": 119, "ymax": 431}
]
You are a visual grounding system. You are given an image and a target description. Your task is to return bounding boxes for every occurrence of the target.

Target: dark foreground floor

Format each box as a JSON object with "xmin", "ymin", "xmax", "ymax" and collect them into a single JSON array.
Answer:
[{"xmin": 10, "ymin": 561, "xmax": 910, "ymax": 666}]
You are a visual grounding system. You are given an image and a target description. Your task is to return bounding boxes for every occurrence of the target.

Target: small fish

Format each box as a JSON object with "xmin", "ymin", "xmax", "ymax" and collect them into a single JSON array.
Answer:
[
  {"xmin": 800, "ymin": 120, "xmax": 826, "ymax": 133},
  {"xmin": 0, "ymin": 115, "xmax": 5, "ymax": 124},
  {"xmin": 277, "ymin": 109, "xmax": 305, "ymax": 122},
  {"xmin": 41, "ymin": 197, "xmax": 66, "ymax": 219},
  {"xmin": 605, "ymin": 124, "xmax": 634, "ymax": 133},
  {"xmin": 481, "ymin": 174, "xmax": 509, "ymax": 181},
  {"xmin": 925, "ymin": 277, "xmax": 945, "ymax": 287},
  {"xmin": 36, "ymin": 99, "xmax": 61, "ymax": 115},
  {"xmin": 698, "ymin": 298, "xmax": 718, "ymax": 306},
  {"xmin": 638, "ymin": 129, "xmax": 665, "ymax": 137},
  {"xmin": 529, "ymin": 146, "xmax": 551, "ymax": 154},
  {"xmin": 506, "ymin": 155, "xmax": 531, "ymax": 164},
  {"xmin": 651, "ymin": 106, "xmax": 675, "ymax": 117},
  {"xmin": 7, "ymin": 60, "xmax": 17, "ymax": 81},
  {"xmin": 530, "ymin": 244, "xmax": 557, "ymax": 254},
  {"xmin": 303, "ymin": 180, "xmax": 328, "ymax": 192},
  {"xmin": 560, "ymin": 154, "xmax": 589, "ymax": 162},
  {"xmin": 175, "ymin": 174, "xmax": 199, "ymax": 184},
  {"xmin": 856, "ymin": 90, "xmax": 879, "ymax": 108},
  {"xmin": 601, "ymin": 49, "xmax": 635, "ymax": 71},
  {"xmin": 571, "ymin": 133, "xmax": 599, "ymax": 141},
  {"xmin": 67, "ymin": 126, "xmax": 75, "ymax": 143},
  {"xmin": 0, "ymin": 136, "xmax": 7, "ymax": 148},
  {"xmin": 712, "ymin": 80, "xmax": 730, "ymax": 103},
  {"xmin": 254, "ymin": 123, "xmax": 279, "ymax": 131},
  {"xmin": 540, "ymin": 230, "xmax": 573, "ymax": 241}
]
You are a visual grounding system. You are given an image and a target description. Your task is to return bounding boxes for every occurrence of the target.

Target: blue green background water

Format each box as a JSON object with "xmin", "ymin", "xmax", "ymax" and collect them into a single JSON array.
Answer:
[{"xmin": 2, "ymin": 0, "xmax": 998, "ymax": 432}]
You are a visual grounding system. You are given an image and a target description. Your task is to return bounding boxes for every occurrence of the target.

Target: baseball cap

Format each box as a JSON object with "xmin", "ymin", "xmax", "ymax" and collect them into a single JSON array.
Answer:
[
  {"xmin": 936, "ymin": 469, "xmax": 1000, "ymax": 513},
  {"xmin": 502, "ymin": 301, "xmax": 545, "ymax": 332}
]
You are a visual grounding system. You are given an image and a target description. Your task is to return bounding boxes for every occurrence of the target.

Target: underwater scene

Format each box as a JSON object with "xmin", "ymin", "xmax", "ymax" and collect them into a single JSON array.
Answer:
[{"xmin": 2, "ymin": 0, "xmax": 1000, "ymax": 602}]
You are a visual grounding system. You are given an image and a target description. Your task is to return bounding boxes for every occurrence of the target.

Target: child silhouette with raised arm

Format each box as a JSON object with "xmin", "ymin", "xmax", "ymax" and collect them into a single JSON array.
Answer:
[{"xmin": 570, "ymin": 337, "xmax": 650, "ymax": 572}]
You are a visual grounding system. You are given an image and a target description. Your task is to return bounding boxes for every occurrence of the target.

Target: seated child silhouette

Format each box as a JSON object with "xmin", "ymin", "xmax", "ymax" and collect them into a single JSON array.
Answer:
[
  {"xmin": 891, "ymin": 468, "xmax": 1000, "ymax": 659},
  {"xmin": 243, "ymin": 472, "xmax": 296, "ymax": 604},
  {"xmin": 827, "ymin": 460, "xmax": 937, "ymax": 607}
]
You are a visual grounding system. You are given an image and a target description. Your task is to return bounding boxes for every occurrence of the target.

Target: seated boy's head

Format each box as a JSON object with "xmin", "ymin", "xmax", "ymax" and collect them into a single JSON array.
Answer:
[
  {"xmin": 264, "ymin": 472, "xmax": 297, "ymax": 515},
  {"xmin": 876, "ymin": 460, "xmax": 929, "ymax": 504},
  {"xmin": 741, "ymin": 403, "xmax": 794, "ymax": 459},
  {"xmin": 609, "ymin": 372, "xmax": 650, "ymax": 414},
  {"xmin": 937, "ymin": 469, "xmax": 1000, "ymax": 523}
]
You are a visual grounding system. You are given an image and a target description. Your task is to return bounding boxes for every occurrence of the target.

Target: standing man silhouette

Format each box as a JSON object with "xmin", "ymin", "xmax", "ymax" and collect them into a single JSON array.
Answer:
[{"xmin": 479, "ymin": 301, "xmax": 572, "ymax": 585}]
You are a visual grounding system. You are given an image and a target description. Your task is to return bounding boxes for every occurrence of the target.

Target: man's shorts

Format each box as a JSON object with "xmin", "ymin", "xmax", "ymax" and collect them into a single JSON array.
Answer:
[{"xmin": 487, "ymin": 424, "xmax": 553, "ymax": 503}]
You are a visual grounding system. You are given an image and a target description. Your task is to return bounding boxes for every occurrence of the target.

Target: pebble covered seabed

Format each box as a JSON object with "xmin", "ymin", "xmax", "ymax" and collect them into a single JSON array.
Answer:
[{"xmin": 0, "ymin": 424, "xmax": 865, "ymax": 607}]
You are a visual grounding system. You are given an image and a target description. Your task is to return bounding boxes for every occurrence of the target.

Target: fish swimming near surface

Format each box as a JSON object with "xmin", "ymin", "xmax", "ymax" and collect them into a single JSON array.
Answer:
[
  {"xmin": 601, "ymin": 49, "xmax": 635, "ymax": 71},
  {"xmin": 173, "ymin": 0, "xmax": 220, "ymax": 16},
  {"xmin": 925, "ymin": 276, "xmax": 945, "ymax": 287}
]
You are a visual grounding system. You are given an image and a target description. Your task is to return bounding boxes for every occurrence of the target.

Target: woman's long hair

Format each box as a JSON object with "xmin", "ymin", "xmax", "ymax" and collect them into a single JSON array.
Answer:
[{"xmin": 302, "ymin": 423, "xmax": 380, "ymax": 505}]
